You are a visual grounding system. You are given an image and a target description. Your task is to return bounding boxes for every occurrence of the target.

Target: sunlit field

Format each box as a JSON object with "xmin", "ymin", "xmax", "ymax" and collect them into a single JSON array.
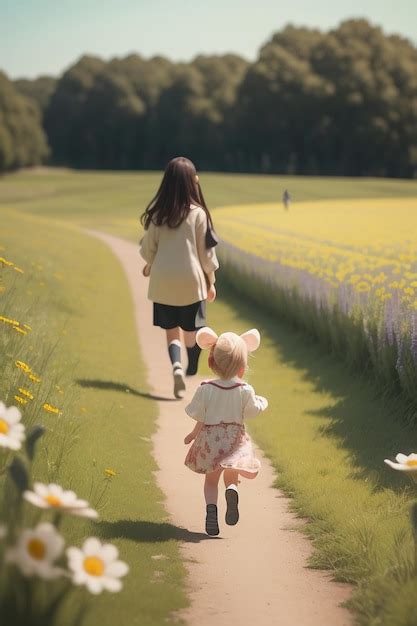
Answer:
[
  {"xmin": 215, "ymin": 196, "xmax": 417, "ymax": 414},
  {"xmin": 2, "ymin": 170, "xmax": 417, "ymax": 626}
]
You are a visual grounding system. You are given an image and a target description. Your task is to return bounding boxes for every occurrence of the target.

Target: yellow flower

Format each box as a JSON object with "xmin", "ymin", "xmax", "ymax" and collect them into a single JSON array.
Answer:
[
  {"xmin": 23, "ymin": 324, "xmax": 32, "ymax": 331},
  {"xmin": 29, "ymin": 374, "xmax": 41, "ymax": 383},
  {"xmin": 13, "ymin": 266, "xmax": 24, "ymax": 274},
  {"xmin": 15, "ymin": 360, "xmax": 32, "ymax": 374},
  {"xmin": 14, "ymin": 395, "xmax": 28, "ymax": 405},
  {"xmin": 0, "ymin": 257, "xmax": 14, "ymax": 266},
  {"xmin": 13, "ymin": 327, "xmax": 28, "ymax": 335},
  {"xmin": 104, "ymin": 468, "xmax": 117, "ymax": 478},
  {"xmin": 18, "ymin": 388, "xmax": 34, "ymax": 400},
  {"xmin": 42, "ymin": 403, "xmax": 60, "ymax": 414},
  {"xmin": 0, "ymin": 316, "xmax": 19, "ymax": 326},
  {"xmin": 356, "ymin": 281, "xmax": 371, "ymax": 293}
]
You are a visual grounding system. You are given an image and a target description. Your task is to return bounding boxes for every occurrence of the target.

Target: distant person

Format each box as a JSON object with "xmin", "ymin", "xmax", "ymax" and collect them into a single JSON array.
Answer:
[
  {"xmin": 282, "ymin": 189, "xmax": 291, "ymax": 210},
  {"xmin": 140, "ymin": 157, "xmax": 219, "ymax": 399},
  {"xmin": 183, "ymin": 326, "xmax": 268, "ymax": 536}
]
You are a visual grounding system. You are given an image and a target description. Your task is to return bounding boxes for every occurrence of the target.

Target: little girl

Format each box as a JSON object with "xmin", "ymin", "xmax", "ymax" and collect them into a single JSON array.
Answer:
[
  {"xmin": 184, "ymin": 326, "xmax": 268, "ymax": 536},
  {"xmin": 140, "ymin": 157, "xmax": 219, "ymax": 398}
]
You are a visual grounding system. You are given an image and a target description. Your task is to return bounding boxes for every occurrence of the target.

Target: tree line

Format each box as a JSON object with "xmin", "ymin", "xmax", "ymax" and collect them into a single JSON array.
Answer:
[{"xmin": 2, "ymin": 19, "xmax": 417, "ymax": 177}]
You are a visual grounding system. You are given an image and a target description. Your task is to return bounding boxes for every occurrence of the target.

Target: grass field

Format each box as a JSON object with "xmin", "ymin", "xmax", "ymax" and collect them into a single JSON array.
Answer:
[
  {"xmin": 2, "ymin": 169, "xmax": 417, "ymax": 626},
  {"xmin": 2, "ymin": 169, "xmax": 417, "ymax": 240},
  {"xmin": 208, "ymin": 276, "xmax": 417, "ymax": 626},
  {"xmin": 0, "ymin": 208, "xmax": 186, "ymax": 625}
]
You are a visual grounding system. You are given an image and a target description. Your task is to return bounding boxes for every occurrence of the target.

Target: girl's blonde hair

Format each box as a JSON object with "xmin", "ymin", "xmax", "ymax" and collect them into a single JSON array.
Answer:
[
  {"xmin": 196, "ymin": 327, "xmax": 261, "ymax": 381},
  {"xmin": 209, "ymin": 333, "xmax": 248, "ymax": 380}
]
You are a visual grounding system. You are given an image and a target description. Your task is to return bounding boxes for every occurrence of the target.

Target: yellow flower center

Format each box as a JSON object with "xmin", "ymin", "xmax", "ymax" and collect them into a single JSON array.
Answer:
[
  {"xmin": 0, "ymin": 419, "xmax": 9, "ymax": 435},
  {"xmin": 83, "ymin": 556, "xmax": 105, "ymax": 577},
  {"xmin": 406, "ymin": 460, "xmax": 417, "ymax": 467},
  {"xmin": 28, "ymin": 538, "xmax": 46, "ymax": 560},
  {"xmin": 45, "ymin": 495, "xmax": 62, "ymax": 507}
]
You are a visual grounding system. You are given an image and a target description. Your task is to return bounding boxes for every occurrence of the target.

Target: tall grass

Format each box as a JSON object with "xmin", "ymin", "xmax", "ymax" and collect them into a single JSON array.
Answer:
[{"xmin": 0, "ymin": 209, "xmax": 187, "ymax": 626}]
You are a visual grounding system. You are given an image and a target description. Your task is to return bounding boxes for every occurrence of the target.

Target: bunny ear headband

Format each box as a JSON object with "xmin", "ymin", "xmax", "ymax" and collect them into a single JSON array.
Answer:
[{"xmin": 196, "ymin": 327, "xmax": 261, "ymax": 352}]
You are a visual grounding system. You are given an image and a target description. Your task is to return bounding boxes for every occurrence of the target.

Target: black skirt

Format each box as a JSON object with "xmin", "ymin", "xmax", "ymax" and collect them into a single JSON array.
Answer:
[{"xmin": 153, "ymin": 301, "xmax": 206, "ymax": 331}]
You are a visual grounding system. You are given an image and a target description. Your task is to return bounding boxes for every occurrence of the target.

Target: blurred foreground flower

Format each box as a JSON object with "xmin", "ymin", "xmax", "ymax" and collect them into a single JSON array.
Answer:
[
  {"xmin": 24, "ymin": 483, "xmax": 98, "ymax": 519},
  {"xmin": 0, "ymin": 402, "xmax": 25, "ymax": 450},
  {"xmin": 384, "ymin": 453, "xmax": 417, "ymax": 482},
  {"xmin": 67, "ymin": 538, "xmax": 129, "ymax": 594},
  {"xmin": 6, "ymin": 522, "xmax": 65, "ymax": 579}
]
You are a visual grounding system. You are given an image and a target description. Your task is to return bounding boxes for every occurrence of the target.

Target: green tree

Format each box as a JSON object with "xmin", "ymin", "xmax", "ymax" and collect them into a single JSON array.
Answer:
[
  {"xmin": 14, "ymin": 76, "xmax": 57, "ymax": 112},
  {"xmin": 0, "ymin": 72, "xmax": 49, "ymax": 172},
  {"xmin": 44, "ymin": 55, "xmax": 106, "ymax": 166}
]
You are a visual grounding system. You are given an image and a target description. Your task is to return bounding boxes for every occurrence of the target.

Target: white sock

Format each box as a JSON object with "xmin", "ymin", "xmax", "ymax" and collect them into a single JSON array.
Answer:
[{"xmin": 226, "ymin": 483, "xmax": 238, "ymax": 492}]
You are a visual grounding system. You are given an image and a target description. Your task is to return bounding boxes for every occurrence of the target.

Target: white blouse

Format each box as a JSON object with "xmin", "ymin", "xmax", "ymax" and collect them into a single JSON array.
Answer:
[{"xmin": 185, "ymin": 378, "xmax": 268, "ymax": 425}]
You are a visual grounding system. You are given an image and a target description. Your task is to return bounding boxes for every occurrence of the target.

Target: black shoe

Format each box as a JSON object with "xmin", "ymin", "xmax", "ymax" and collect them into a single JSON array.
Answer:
[
  {"xmin": 205, "ymin": 504, "xmax": 219, "ymax": 536},
  {"xmin": 186, "ymin": 344, "xmax": 201, "ymax": 376},
  {"xmin": 225, "ymin": 488, "xmax": 239, "ymax": 525}
]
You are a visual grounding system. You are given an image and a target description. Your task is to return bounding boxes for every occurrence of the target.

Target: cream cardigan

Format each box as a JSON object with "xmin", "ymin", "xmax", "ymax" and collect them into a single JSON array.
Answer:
[{"xmin": 139, "ymin": 205, "xmax": 219, "ymax": 306}]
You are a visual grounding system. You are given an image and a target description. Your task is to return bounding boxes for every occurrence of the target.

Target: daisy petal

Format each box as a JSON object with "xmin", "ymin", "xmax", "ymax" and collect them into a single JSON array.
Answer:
[
  {"xmin": 5, "ymin": 406, "xmax": 22, "ymax": 424},
  {"xmin": 395, "ymin": 453, "xmax": 408, "ymax": 463},
  {"xmin": 106, "ymin": 560, "xmax": 129, "ymax": 577},
  {"xmin": 83, "ymin": 537, "xmax": 101, "ymax": 556},
  {"xmin": 86, "ymin": 577, "xmax": 103, "ymax": 594},
  {"xmin": 70, "ymin": 507, "xmax": 98, "ymax": 519},
  {"xmin": 384, "ymin": 459, "xmax": 402, "ymax": 469},
  {"xmin": 102, "ymin": 576, "xmax": 122, "ymax": 592},
  {"xmin": 100, "ymin": 543, "xmax": 118, "ymax": 564}
]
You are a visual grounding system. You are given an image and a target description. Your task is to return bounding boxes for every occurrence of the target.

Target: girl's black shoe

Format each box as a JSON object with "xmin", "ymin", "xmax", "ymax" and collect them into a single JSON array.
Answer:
[
  {"xmin": 186, "ymin": 344, "xmax": 201, "ymax": 376},
  {"xmin": 225, "ymin": 488, "xmax": 239, "ymax": 525},
  {"xmin": 205, "ymin": 504, "xmax": 219, "ymax": 536}
]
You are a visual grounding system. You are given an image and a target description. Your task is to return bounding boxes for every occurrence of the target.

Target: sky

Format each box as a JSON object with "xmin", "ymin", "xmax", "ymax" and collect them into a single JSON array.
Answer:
[{"xmin": 1, "ymin": 0, "xmax": 416, "ymax": 79}]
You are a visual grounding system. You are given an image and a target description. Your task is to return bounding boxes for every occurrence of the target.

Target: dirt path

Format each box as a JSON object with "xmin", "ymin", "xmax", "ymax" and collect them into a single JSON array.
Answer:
[{"xmin": 90, "ymin": 231, "xmax": 352, "ymax": 626}]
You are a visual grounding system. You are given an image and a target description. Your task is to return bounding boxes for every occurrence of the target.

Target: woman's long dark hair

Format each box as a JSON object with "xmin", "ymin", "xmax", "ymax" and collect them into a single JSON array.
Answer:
[{"xmin": 141, "ymin": 157, "xmax": 214, "ymax": 230}]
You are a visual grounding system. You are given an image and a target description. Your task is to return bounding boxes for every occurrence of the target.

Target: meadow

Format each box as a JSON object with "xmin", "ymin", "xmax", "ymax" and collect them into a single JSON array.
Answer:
[
  {"xmin": 2, "ymin": 169, "xmax": 417, "ymax": 626},
  {"xmin": 0, "ymin": 207, "xmax": 186, "ymax": 625},
  {"xmin": 214, "ymin": 198, "xmax": 417, "ymax": 414}
]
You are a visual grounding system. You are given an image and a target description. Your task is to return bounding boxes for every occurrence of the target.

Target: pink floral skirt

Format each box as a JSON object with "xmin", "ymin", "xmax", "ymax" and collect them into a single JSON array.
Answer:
[{"xmin": 185, "ymin": 423, "xmax": 261, "ymax": 475}]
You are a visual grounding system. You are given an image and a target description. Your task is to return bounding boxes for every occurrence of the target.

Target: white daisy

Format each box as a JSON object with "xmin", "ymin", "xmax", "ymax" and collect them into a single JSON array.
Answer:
[
  {"xmin": 5, "ymin": 522, "xmax": 65, "ymax": 579},
  {"xmin": 0, "ymin": 402, "xmax": 25, "ymax": 451},
  {"xmin": 67, "ymin": 537, "xmax": 129, "ymax": 594},
  {"xmin": 24, "ymin": 482, "xmax": 98, "ymax": 519},
  {"xmin": 384, "ymin": 453, "xmax": 417, "ymax": 482}
]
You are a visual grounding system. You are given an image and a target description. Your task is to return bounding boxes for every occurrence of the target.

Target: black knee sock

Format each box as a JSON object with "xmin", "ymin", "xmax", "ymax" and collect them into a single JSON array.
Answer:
[
  {"xmin": 186, "ymin": 343, "xmax": 201, "ymax": 376},
  {"xmin": 168, "ymin": 340, "xmax": 182, "ymax": 371}
]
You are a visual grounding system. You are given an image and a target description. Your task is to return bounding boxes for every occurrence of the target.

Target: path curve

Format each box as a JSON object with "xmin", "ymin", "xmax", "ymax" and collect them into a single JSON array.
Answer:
[{"xmin": 89, "ymin": 231, "xmax": 352, "ymax": 626}]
